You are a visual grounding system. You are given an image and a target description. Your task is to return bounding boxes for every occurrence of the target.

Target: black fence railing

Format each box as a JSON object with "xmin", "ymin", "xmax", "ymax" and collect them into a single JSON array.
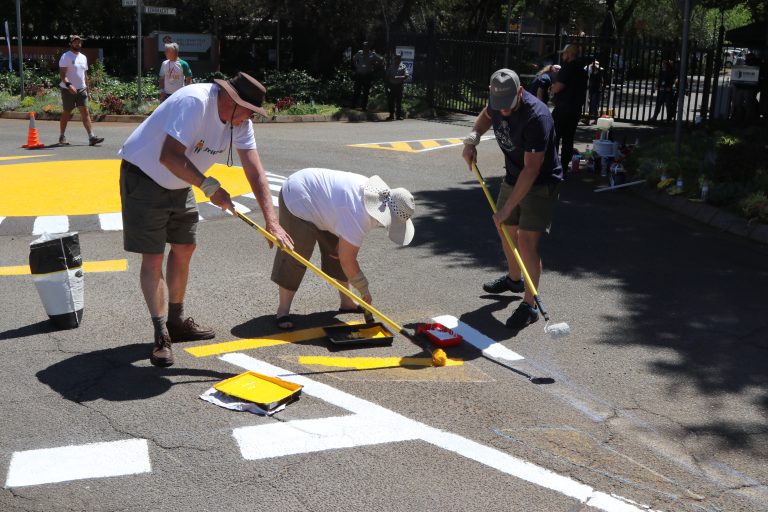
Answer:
[{"xmin": 394, "ymin": 30, "xmax": 717, "ymax": 124}]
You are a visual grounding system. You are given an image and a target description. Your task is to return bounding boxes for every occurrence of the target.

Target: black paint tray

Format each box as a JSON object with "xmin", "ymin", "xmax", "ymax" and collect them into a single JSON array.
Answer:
[{"xmin": 323, "ymin": 322, "xmax": 395, "ymax": 347}]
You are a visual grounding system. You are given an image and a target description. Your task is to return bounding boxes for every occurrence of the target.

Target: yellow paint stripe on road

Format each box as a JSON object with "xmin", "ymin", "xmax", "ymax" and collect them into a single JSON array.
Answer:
[
  {"xmin": 419, "ymin": 140, "xmax": 441, "ymax": 150},
  {"xmin": 185, "ymin": 321, "xmax": 365, "ymax": 357},
  {"xmin": 0, "ymin": 155, "xmax": 52, "ymax": 162},
  {"xmin": 0, "ymin": 259, "xmax": 128, "ymax": 276},
  {"xmin": 389, "ymin": 142, "xmax": 416, "ymax": 152},
  {"xmin": 446, "ymin": 138, "xmax": 463, "ymax": 144},
  {"xmin": 297, "ymin": 355, "xmax": 464, "ymax": 369}
]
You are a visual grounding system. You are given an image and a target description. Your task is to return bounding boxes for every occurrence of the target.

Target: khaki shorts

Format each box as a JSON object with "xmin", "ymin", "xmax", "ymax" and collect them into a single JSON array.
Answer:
[
  {"xmin": 271, "ymin": 192, "xmax": 346, "ymax": 291},
  {"xmin": 60, "ymin": 87, "xmax": 88, "ymax": 111},
  {"xmin": 496, "ymin": 180, "xmax": 560, "ymax": 233},
  {"xmin": 120, "ymin": 160, "xmax": 198, "ymax": 254}
]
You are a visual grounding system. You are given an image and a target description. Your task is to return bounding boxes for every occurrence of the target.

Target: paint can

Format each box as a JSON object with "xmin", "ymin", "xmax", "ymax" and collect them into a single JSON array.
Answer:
[{"xmin": 29, "ymin": 232, "xmax": 84, "ymax": 329}]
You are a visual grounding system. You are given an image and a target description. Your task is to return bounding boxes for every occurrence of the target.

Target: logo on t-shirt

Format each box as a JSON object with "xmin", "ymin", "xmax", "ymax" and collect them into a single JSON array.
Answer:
[
  {"xmin": 192, "ymin": 139, "xmax": 225, "ymax": 156},
  {"xmin": 494, "ymin": 119, "xmax": 516, "ymax": 153}
]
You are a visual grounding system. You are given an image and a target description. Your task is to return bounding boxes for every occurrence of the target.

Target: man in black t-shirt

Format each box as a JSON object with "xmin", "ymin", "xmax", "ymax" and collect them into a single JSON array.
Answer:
[
  {"xmin": 462, "ymin": 68, "xmax": 563, "ymax": 329},
  {"xmin": 551, "ymin": 44, "xmax": 588, "ymax": 173}
]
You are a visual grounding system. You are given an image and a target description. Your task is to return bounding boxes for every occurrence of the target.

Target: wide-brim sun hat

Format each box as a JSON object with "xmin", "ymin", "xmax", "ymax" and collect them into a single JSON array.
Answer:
[
  {"xmin": 363, "ymin": 175, "xmax": 415, "ymax": 246},
  {"xmin": 214, "ymin": 72, "xmax": 268, "ymax": 118},
  {"xmin": 489, "ymin": 68, "xmax": 521, "ymax": 111}
]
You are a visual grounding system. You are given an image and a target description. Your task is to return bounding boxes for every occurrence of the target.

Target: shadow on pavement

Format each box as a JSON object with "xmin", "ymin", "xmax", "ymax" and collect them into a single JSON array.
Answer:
[
  {"xmin": 0, "ymin": 320, "xmax": 54, "ymax": 341},
  {"xmin": 411, "ymin": 162, "xmax": 768, "ymax": 452},
  {"xmin": 37, "ymin": 343, "xmax": 233, "ymax": 403}
]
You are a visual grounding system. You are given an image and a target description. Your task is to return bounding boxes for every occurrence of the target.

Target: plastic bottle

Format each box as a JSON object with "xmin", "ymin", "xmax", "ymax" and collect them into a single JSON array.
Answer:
[{"xmin": 701, "ymin": 181, "xmax": 709, "ymax": 201}]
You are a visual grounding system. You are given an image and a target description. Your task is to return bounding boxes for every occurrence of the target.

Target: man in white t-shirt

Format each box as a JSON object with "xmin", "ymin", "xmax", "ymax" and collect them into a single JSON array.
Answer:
[
  {"xmin": 119, "ymin": 72, "xmax": 294, "ymax": 367},
  {"xmin": 271, "ymin": 168, "xmax": 415, "ymax": 329},
  {"xmin": 159, "ymin": 42, "xmax": 192, "ymax": 101},
  {"xmin": 58, "ymin": 35, "xmax": 103, "ymax": 146}
]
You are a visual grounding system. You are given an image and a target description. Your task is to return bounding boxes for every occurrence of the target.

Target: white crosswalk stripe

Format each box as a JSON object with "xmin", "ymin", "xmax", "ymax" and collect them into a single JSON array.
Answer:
[
  {"xmin": 32, "ymin": 216, "xmax": 69, "ymax": 235},
  {"xmin": 0, "ymin": 174, "xmax": 287, "ymax": 236},
  {"xmin": 98, "ymin": 212, "xmax": 124, "ymax": 231}
]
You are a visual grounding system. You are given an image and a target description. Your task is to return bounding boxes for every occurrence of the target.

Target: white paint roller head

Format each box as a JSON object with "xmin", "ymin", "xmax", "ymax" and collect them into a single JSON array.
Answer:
[{"xmin": 544, "ymin": 321, "xmax": 571, "ymax": 338}]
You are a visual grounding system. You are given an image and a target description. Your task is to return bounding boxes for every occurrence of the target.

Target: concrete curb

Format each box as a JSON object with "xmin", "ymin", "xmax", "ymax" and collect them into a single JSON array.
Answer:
[
  {"xmin": 635, "ymin": 187, "xmax": 768, "ymax": 245},
  {"xmin": 1, "ymin": 110, "xmax": 392, "ymax": 123}
]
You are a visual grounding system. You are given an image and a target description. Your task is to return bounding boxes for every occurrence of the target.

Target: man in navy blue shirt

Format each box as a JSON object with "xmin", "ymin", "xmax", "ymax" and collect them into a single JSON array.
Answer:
[
  {"xmin": 462, "ymin": 68, "xmax": 563, "ymax": 329},
  {"xmin": 551, "ymin": 44, "xmax": 588, "ymax": 174}
]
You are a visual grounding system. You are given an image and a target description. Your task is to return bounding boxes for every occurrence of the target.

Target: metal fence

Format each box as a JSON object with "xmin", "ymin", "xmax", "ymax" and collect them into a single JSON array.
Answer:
[{"xmin": 396, "ymin": 30, "xmax": 717, "ymax": 124}]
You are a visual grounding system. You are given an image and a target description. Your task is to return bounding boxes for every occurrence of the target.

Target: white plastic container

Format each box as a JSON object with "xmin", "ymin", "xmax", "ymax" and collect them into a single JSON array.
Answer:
[{"xmin": 596, "ymin": 117, "xmax": 614, "ymax": 131}]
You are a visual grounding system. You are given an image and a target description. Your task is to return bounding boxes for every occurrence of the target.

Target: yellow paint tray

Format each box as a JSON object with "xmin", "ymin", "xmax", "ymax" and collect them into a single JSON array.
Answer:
[{"xmin": 214, "ymin": 371, "xmax": 302, "ymax": 411}]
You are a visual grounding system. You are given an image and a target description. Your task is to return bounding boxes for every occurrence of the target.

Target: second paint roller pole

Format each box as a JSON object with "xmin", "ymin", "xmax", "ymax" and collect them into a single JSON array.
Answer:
[{"xmin": 233, "ymin": 210, "xmax": 403, "ymax": 334}]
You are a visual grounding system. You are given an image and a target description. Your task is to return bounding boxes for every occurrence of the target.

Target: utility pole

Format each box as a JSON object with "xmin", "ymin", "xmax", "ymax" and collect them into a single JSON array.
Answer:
[
  {"xmin": 674, "ymin": 0, "xmax": 694, "ymax": 157},
  {"xmin": 137, "ymin": 0, "xmax": 143, "ymax": 102},
  {"xmin": 15, "ymin": 0, "xmax": 24, "ymax": 98}
]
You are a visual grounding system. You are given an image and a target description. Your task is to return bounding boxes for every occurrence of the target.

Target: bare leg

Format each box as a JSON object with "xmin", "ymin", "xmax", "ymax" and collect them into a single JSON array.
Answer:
[
  {"xmin": 166, "ymin": 243, "xmax": 195, "ymax": 304},
  {"xmin": 277, "ymin": 286, "xmax": 296, "ymax": 328},
  {"xmin": 59, "ymin": 110, "xmax": 71, "ymax": 135},
  {"xmin": 140, "ymin": 253, "xmax": 167, "ymax": 317},
  {"xmin": 77, "ymin": 106, "xmax": 93, "ymax": 135}
]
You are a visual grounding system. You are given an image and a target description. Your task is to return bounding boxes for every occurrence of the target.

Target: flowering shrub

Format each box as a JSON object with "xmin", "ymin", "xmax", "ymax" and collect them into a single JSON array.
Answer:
[
  {"xmin": 100, "ymin": 94, "xmax": 125, "ymax": 115},
  {"xmin": 273, "ymin": 96, "xmax": 294, "ymax": 112}
]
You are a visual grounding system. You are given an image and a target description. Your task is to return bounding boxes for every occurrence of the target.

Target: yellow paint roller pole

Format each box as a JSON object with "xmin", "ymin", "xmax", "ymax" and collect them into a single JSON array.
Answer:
[
  {"xmin": 234, "ymin": 211, "xmax": 404, "ymax": 334},
  {"xmin": 470, "ymin": 162, "xmax": 570, "ymax": 338}
]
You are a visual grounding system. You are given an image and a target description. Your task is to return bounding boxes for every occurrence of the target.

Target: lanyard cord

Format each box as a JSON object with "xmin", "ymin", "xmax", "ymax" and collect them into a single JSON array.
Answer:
[{"xmin": 226, "ymin": 105, "xmax": 236, "ymax": 167}]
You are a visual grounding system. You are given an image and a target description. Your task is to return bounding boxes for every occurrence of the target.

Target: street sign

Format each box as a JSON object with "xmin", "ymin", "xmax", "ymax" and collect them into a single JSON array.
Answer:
[
  {"xmin": 144, "ymin": 5, "xmax": 176, "ymax": 15},
  {"xmin": 122, "ymin": 1, "xmax": 176, "ymax": 15}
]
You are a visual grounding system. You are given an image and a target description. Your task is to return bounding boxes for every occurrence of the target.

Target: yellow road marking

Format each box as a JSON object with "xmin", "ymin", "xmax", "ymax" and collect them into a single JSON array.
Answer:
[
  {"xmin": 185, "ymin": 321, "xmax": 365, "ymax": 357},
  {"xmin": 418, "ymin": 140, "xmax": 441, "ymax": 150},
  {"xmin": 1, "ymin": 159, "xmax": 253, "ymax": 216},
  {"xmin": 297, "ymin": 355, "xmax": 464, "ymax": 369},
  {"xmin": 0, "ymin": 155, "xmax": 52, "ymax": 162},
  {"xmin": 389, "ymin": 142, "xmax": 416, "ymax": 152},
  {"xmin": 348, "ymin": 138, "xmax": 469, "ymax": 153},
  {"xmin": 0, "ymin": 259, "xmax": 128, "ymax": 276}
]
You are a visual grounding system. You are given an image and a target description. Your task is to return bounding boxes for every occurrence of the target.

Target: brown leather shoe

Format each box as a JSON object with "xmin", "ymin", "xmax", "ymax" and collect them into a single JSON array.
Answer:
[
  {"xmin": 166, "ymin": 317, "xmax": 215, "ymax": 342},
  {"xmin": 150, "ymin": 334, "xmax": 174, "ymax": 367}
]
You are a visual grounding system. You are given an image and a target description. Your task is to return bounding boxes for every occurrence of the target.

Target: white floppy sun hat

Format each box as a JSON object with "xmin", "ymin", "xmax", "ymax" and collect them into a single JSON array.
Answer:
[{"xmin": 362, "ymin": 175, "xmax": 415, "ymax": 246}]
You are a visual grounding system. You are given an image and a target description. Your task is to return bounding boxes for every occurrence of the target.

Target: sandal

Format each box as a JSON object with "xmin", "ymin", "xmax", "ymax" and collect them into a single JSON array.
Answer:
[
  {"xmin": 338, "ymin": 305, "xmax": 364, "ymax": 314},
  {"xmin": 275, "ymin": 314, "xmax": 294, "ymax": 330}
]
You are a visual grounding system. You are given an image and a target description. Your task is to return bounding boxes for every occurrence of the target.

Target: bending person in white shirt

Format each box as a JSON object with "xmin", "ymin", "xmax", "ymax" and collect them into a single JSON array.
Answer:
[{"xmin": 271, "ymin": 168, "xmax": 416, "ymax": 330}]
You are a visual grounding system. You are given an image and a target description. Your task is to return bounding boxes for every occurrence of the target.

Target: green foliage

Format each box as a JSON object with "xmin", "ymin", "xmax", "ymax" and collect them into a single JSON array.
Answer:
[
  {"xmin": 264, "ymin": 69, "xmax": 322, "ymax": 103},
  {"xmin": 739, "ymin": 191, "xmax": 768, "ymax": 223},
  {"xmin": 706, "ymin": 181, "xmax": 752, "ymax": 206}
]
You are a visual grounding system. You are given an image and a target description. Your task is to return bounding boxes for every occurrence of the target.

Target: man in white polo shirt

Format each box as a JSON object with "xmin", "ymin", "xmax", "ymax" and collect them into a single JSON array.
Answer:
[
  {"xmin": 58, "ymin": 35, "xmax": 103, "ymax": 146},
  {"xmin": 119, "ymin": 72, "xmax": 293, "ymax": 367}
]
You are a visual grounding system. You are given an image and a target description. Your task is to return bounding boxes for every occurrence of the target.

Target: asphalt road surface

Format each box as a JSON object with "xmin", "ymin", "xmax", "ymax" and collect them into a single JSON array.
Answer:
[{"xmin": 1, "ymin": 116, "xmax": 766, "ymax": 512}]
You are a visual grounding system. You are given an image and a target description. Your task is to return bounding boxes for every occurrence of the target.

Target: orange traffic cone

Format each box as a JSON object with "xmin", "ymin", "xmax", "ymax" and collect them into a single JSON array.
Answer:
[{"xmin": 22, "ymin": 112, "xmax": 45, "ymax": 149}]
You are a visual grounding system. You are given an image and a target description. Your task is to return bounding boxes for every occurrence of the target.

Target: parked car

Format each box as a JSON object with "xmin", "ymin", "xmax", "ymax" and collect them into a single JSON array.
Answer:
[{"xmin": 723, "ymin": 49, "xmax": 745, "ymax": 67}]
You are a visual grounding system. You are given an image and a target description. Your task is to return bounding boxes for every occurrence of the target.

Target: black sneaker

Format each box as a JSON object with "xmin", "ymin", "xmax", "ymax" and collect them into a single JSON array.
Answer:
[
  {"xmin": 89, "ymin": 135, "xmax": 104, "ymax": 146},
  {"xmin": 506, "ymin": 302, "xmax": 539, "ymax": 329},
  {"xmin": 482, "ymin": 275, "xmax": 525, "ymax": 294}
]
